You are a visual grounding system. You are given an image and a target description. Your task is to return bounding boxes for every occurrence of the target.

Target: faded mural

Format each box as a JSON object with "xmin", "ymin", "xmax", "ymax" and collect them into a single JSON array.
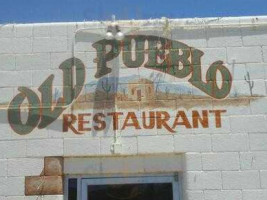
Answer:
[{"xmin": 5, "ymin": 33, "xmax": 264, "ymax": 135}]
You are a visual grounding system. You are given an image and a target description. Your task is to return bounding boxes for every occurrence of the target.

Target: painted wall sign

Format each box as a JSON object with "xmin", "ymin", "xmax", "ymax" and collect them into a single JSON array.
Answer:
[
  {"xmin": 63, "ymin": 110, "xmax": 226, "ymax": 134},
  {"xmin": 7, "ymin": 35, "xmax": 233, "ymax": 135}
]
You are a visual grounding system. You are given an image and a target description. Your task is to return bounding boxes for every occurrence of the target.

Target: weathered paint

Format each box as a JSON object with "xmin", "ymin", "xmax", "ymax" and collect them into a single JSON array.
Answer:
[
  {"xmin": 8, "ymin": 35, "xmax": 232, "ymax": 135},
  {"xmin": 0, "ymin": 16, "xmax": 267, "ymax": 199}
]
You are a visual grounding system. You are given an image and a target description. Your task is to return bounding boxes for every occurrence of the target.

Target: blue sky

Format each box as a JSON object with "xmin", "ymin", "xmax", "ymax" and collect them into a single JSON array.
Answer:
[{"xmin": 1, "ymin": 0, "xmax": 267, "ymax": 23}]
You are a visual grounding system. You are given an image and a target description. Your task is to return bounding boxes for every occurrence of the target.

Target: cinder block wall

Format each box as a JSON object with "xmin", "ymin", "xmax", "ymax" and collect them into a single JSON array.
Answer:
[{"xmin": 0, "ymin": 16, "xmax": 267, "ymax": 199}]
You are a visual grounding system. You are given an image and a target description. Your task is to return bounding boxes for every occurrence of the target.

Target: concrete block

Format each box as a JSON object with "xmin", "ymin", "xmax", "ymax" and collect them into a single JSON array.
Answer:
[
  {"xmin": 249, "ymin": 134, "xmax": 267, "ymax": 151},
  {"xmin": 5, "ymin": 196, "xmax": 25, "ymax": 200},
  {"xmin": 246, "ymin": 63, "xmax": 266, "ymax": 80},
  {"xmin": 31, "ymin": 53, "xmax": 51, "ymax": 70},
  {"xmin": 33, "ymin": 24, "xmax": 50, "ymax": 37},
  {"xmin": 119, "ymin": 119, "xmax": 139, "ymax": 137},
  {"xmin": 25, "ymin": 196, "xmax": 44, "ymax": 200},
  {"xmin": 32, "ymin": 37, "xmax": 51, "ymax": 53},
  {"xmin": 74, "ymin": 35, "xmax": 99, "ymax": 52},
  {"xmin": 101, "ymin": 154, "xmax": 182, "ymax": 174},
  {"xmin": 32, "ymin": 69, "xmax": 62, "ymax": 87},
  {"xmin": 224, "ymin": 27, "xmax": 243, "ymax": 46},
  {"xmin": 242, "ymin": 26, "xmax": 267, "ymax": 46},
  {"xmin": 0, "ymin": 38, "xmax": 13, "ymax": 53},
  {"xmin": 0, "ymin": 177, "xmax": 24, "ymax": 196},
  {"xmin": 15, "ymin": 24, "xmax": 33, "ymax": 38},
  {"xmin": 25, "ymin": 176, "xmax": 63, "ymax": 195},
  {"xmin": 0, "ymin": 54, "xmax": 16, "ymax": 71},
  {"xmin": 184, "ymin": 190, "xmax": 203, "ymax": 200},
  {"xmin": 7, "ymin": 158, "xmax": 44, "ymax": 176},
  {"xmin": 0, "ymin": 140, "xmax": 26, "ymax": 159},
  {"xmin": 182, "ymin": 153, "xmax": 202, "ymax": 171},
  {"xmin": 64, "ymin": 138, "xmax": 100, "ymax": 156},
  {"xmin": 243, "ymin": 190, "xmax": 267, "ymax": 200},
  {"xmin": 100, "ymin": 137, "xmax": 138, "ymax": 155},
  {"xmin": 33, "ymin": 37, "xmax": 67, "ymax": 53},
  {"xmin": 0, "ymin": 71, "xmax": 32, "ymax": 87},
  {"xmin": 227, "ymin": 46, "xmax": 262, "ymax": 63},
  {"xmin": 0, "ymin": 88, "xmax": 14, "ymax": 106},
  {"xmin": 120, "ymin": 137, "xmax": 138, "ymax": 155},
  {"xmin": 138, "ymin": 135, "xmax": 174, "ymax": 154},
  {"xmin": 184, "ymin": 171, "xmax": 222, "ymax": 190},
  {"xmin": 240, "ymin": 152, "xmax": 267, "ymax": 170},
  {"xmin": 0, "ymin": 178, "xmax": 6, "ymax": 195},
  {"xmin": 262, "ymin": 46, "xmax": 267, "ymax": 62},
  {"xmin": 213, "ymin": 100, "xmax": 250, "ymax": 117},
  {"xmin": 75, "ymin": 51, "xmax": 97, "ymax": 69},
  {"xmin": 199, "ymin": 48, "xmax": 227, "ymax": 66},
  {"xmin": 14, "ymin": 38, "xmax": 32, "ymax": 54},
  {"xmin": 0, "ymin": 124, "xmax": 13, "ymax": 141},
  {"xmin": 43, "ymin": 195, "xmax": 64, "ymax": 200},
  {"xmin": 15, "ymin": 54, "xmax": 32, "ymax": 70},
  {"xmin": 194, "ymin": 116, "xmax": 231, "ymax": 135},
  {"xmin": 204, "ymin": 190, "xmax": 242, "ymax": 200},
  {"xmin": 231, "ymin": 63, "xmax": 246, "ymax": 80},
  {"xmin": 206, "ymin": 26, "xmax": 226, "ymax": 48},
  {"xmin": 101, "ymin": 156, "xmax": 143, "ymax": 174},
  {"xmin": 212, "ymin": 134, "xmax": 249, "ymax": 152},
  {"xmin": 261, "ymin": 171, "xmax": 267, "ymax": 188},
  {"xmin": 50, "ymin": 24, "xmax": 68, "ymax": 37},
  {"xmin": 230, "ymin": 115, "xmax": 267, "ymax": 133},
  {"xmin": 0, "ymin": 25, "xmax": 15, "ymax": 38},
  {"xmin": 27, "ymin": 139, "xmax": 63, "ymax": 157},
  {"xmin": 147, "ymin": 154, "xmax": 183, "ymax": 172},
  {"xmin": 64, "ymin": 157, "xmax": 101, "ymax": 174},
  {"xmin": 231, "ymin": 80, "xmax": 251, "ymax": 96},
  {"xmin": 250, "ymin": 98, "xmax": 267, "ymax": 114},
  {"xmin": 172, "ymin": 27, "xmax": 207, "ymax": 48},
  {"xmin": 0, "ymin": 160, "xmax": 7, "ymax": 177},
  {"xmin": 251, "ymin": 80, "xmax": 267, "ymax": 96},
  {"xmin": 232, "ymin": 80, "xmax": 266, "ymax": 97},
  {"xmin": 202, "ymin": 152, "xmax": 240, "ymax": 170},
  {"xmin": 207, "ymin": 26, "xmax": 242, "ymax": 47},
  {"xmin": 67, "ymin": 23, "xmax": 77, "ymax": 38},
  {"xmin": 50, "ymin": 37, "xmax": 68, "ymax": 52},
  {"xmin": 44, "ymin": 157, "xmax": 63, "ymax": 176},
  {"xmin": 222, "ymin": 171, "xmax": 260, "ymax": 189},
  {"xmin": 23, "ymin": 125, "xmax": 49, "ymax": 139},
  {"xmin": 174, "ymin": 135, "xmax": 211, "ymax": 152},
  {"xmin": 50, "ymin": 52, "xmax": 72, "ymax": 69}
]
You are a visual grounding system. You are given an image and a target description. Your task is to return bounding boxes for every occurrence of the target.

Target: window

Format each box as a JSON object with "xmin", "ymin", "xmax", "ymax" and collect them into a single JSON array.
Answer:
[{"xmin": 66, "ymin": 174, "xmax": 180, "ymax": 200}]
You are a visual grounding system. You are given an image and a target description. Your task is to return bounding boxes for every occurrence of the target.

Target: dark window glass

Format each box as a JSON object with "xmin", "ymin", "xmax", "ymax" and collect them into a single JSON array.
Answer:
[
  {"xmin": 87, "ymin": 183, "xmax": 172, "ymax": 200},
  {"xmin": 68, "ymin": 178, "xmax": 77, "ymax": 200}
]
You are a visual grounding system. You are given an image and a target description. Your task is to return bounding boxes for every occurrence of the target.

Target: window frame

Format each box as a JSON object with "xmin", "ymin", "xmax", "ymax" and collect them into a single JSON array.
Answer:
[{"xmin": 65, "ymin": 173, "xmax": 181, "ymax": 200}]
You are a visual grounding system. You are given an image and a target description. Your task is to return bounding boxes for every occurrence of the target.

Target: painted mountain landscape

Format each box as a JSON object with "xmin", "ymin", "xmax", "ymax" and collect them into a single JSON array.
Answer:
[{"xmin": 71, "ymin": 73, "xmax": 257, "ymax": 110}]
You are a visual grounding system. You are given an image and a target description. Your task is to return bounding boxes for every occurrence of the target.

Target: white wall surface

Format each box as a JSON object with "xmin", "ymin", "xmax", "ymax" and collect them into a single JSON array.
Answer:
[{"xmin": 0, "ymin": 16, "xmax": 267, "ymax": 199}]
